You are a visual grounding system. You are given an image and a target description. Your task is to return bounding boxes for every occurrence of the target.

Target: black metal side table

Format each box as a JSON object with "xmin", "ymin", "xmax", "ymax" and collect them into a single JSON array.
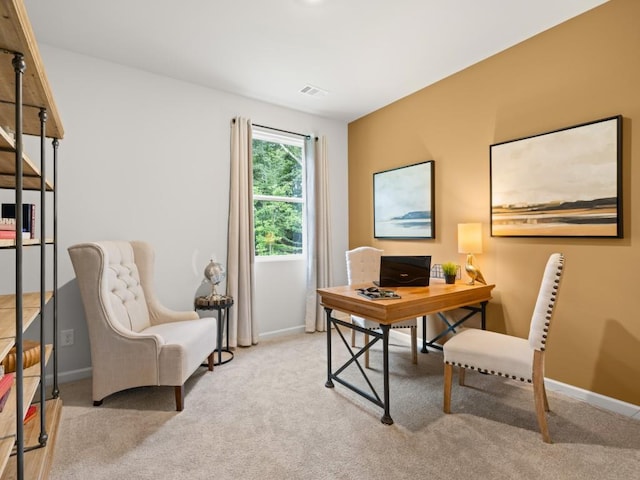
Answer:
[{"xmin": 195, "ymin": 295, "xmax": 234, "ymax": 365}]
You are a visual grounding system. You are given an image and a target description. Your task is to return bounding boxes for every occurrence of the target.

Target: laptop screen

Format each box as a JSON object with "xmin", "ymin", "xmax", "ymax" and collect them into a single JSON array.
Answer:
[{"xmin": 376, "ymin": 255, "xmax": 432, "ymax": 287}]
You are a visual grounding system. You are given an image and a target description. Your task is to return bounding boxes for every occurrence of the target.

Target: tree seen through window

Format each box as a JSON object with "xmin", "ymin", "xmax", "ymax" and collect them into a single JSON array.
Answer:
[{"xmin": 252, "ymin": 132, "xmax": 305, "ymax": 256}]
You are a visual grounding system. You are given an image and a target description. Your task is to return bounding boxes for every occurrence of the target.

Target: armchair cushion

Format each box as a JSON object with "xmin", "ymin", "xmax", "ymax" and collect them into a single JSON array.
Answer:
[
  {"xmin": 146, "ymin": 318, "xmax": 216, "ymax": 384},
  {"xmin": 443, "ymin": 328, "xmax": 533, "ymax": 382}
]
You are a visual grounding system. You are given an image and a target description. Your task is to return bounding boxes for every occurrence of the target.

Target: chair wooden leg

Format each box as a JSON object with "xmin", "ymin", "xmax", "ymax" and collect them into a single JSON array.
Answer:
[
  {"xmin": 458, "ymin": 366, "xmax": 466, "ymax": 386},
  {"xmin": 411, "ymin": 326, "xmax": 418, "ymax": 364},
  {"xmin": 364, "ymin": 332, "xmax": 370, "ymax": 368},
  {"xmin": 175, "ymin": 385, "xmax": 184, "ymax": 412},
  {"xmin": 533, "ymin": 350, "xmax": 551, "ymax": 443},
  {"xmin": 351, "ymin": 326, "xmax": 356, "ymax": 347},
  {"xmin": 443, "ymin": 363, "xmax": 453, "ymax": 413},
  {"xmin": 208, "ymin": 352, "xmax": 215, "ymax": 371}
]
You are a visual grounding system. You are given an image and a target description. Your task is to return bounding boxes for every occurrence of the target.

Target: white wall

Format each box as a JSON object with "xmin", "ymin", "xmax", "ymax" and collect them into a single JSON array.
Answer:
[{"xmin": 1, "ymin": 45, "xmax": 349, "ymax": 382}]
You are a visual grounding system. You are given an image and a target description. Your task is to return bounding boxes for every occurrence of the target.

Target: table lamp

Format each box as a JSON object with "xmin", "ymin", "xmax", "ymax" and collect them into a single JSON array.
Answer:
[{"xmin": 458, "ymin": 223, "xmax": 486, "ymax": 285}]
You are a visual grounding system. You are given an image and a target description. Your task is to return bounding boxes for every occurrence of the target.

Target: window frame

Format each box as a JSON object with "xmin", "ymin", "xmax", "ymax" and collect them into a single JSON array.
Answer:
[{"xmin": 252, "ymin": 127, "xmax": 307, "ymax": 261}]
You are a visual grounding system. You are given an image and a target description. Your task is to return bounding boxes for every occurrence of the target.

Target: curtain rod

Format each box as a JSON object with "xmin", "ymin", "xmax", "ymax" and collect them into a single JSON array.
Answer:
[
  {"xmin": 232, "ymin": 118, "xmax": 317, "ymax": 140},
  {"xmin": 252, "ymin": 123, "xmax": 311, "ymax": 139}
]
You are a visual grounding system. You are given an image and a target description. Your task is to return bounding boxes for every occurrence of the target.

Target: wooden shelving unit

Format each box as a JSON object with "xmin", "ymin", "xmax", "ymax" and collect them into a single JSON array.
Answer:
[
  {"xmin": 0, "ymin": 398, "xmax": 62, "ymax": 480},
  {"xmin": 0, "ymin": 240, "xmax": 53, "ymax": 249},
  {"xmin": 0, "ymin": 293, "xmax": 53, "ymax": 362},
  {"xmin": 0, "ymin": 1, "xmax": 64, "ymax": 139},
  {"xmin": 0, "ymin": 128, "xmax": 53, "ymax": 192},
  {"xmin": 0, "ymin": 1, "xmax": 65, "ymax": 479},
  {"xmin": 0, "ymin": 298, "xmax": 60, "ymax": 480}
]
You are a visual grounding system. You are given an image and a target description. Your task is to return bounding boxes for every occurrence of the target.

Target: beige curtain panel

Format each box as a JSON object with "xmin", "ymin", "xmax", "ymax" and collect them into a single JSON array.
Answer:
[
  {"xmin": 227, "ymin": 117, "xmax": 258, "ymax": 347},
  {"xmin": 305, "ymin": 135, "xmax": 332, "ymax": 333}
]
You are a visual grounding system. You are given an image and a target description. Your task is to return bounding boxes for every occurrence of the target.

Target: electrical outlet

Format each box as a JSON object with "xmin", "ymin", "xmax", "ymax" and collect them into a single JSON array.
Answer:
[{"xmin": 60, "ymin": 329, "xmax": 74, "ymax": 347}]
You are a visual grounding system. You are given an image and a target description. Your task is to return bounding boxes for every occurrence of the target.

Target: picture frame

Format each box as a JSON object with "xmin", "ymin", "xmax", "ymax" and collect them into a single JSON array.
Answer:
[
  {"xmin": 490, "ymin": 115, "xmax": 622, "ymax": 238},
  {"xmin": 373, "ymin": 160, "xmax": 435, "ymax": 239}
]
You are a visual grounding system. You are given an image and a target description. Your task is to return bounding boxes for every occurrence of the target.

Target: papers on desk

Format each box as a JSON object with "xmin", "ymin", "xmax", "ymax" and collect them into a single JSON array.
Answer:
[{"xmin": 356, "ymin": 287, "xmax": 401, "ymax": 300}]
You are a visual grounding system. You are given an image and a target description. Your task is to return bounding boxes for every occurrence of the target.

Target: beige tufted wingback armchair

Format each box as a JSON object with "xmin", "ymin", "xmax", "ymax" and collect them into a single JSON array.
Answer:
[{"xmin": 68, "ymin": 240, "xmax": 217, "ymax": 411}]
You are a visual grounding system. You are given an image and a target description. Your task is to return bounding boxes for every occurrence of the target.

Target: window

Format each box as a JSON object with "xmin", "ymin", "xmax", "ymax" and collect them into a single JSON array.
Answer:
[{"xmin": 252, "ymin": 128, "xmax": 305, "ymax": 257}]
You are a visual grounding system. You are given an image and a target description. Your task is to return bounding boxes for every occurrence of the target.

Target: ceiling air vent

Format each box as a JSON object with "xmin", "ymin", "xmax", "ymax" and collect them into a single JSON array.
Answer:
[{"xmin": 299, "ymin": 84, "xmax": 329, "ymax": 97}]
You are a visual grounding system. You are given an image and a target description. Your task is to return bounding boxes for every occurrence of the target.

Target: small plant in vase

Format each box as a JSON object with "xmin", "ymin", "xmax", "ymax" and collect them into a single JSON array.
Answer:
[{"xmin": 442, "ymin": 262, "xmax": 458, "ymax": 284}]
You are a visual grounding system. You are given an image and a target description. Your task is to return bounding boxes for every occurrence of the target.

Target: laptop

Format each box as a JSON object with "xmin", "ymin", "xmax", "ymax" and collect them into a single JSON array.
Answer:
[{"xmin": 374, "ymin": 255, "xmax": 432, "ymax": 287}]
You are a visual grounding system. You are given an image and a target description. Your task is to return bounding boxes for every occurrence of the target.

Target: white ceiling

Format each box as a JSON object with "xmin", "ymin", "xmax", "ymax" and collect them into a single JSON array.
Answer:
[{"xmin": 24, "ymin": 0, "xmax": 608, "ymax": 123}]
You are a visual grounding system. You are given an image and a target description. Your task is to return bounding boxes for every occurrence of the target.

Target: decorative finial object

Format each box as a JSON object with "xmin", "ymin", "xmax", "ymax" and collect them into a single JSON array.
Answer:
[{"xmin": 203, "ymin": 259, "xmax": 225, "ymax": 300}]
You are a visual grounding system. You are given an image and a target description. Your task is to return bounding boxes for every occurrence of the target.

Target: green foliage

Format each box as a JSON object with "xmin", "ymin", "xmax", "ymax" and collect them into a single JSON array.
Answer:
[
  {"xmin": 252, "ymin": 138, "xmax": 304, "ymax": 256},
  {"xmin": 253, "ymin": 201, "xmax": 302, "ymax": 256},
  {"xmin": 442, "ymin": 262, "xmax": 458, "ymax": 276},
  {"xmin": 253, "ymin": 139, "xmax": 302, "ymax": 197}
]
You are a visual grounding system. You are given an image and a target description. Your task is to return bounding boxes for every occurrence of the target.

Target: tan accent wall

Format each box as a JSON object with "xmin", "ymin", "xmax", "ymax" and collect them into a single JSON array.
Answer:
[{"xmin": 348, "ymin": 0, "xmax": 640, "ymax": 405}]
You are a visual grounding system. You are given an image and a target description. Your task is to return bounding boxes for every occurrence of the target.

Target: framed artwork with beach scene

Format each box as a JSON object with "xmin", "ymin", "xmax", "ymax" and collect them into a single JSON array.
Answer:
[
  {"xmin": 374, "ymin": 160, "xmax": 435, "ymax": 239},
  {"xmin": 490, "ymin": 115, "xmax": 622, "ymax": 238}
]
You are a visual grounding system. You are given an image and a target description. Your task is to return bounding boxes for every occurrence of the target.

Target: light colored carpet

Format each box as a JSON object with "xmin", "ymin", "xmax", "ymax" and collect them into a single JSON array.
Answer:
[{"xmin": 50, "ymin": 331, "xmax": 640, "ymax": 479}]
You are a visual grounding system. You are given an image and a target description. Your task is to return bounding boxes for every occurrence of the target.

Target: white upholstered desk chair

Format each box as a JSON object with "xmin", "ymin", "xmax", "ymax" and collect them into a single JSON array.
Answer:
[
  {"xmin": 346, "ymin": 246, "xmax": 418, "ymax": 368},
  {"xmin": 443, "ymin": 252, "xmax": 565, "ymax": 443}
]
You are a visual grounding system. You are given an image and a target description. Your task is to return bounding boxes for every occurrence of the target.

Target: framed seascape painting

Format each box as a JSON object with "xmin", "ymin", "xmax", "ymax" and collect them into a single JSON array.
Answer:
[
  {"xmin": 490, "ymin": 115, "xmax": 622, "ymax": 238},
  {"xmin": 373, "ymin": 160, "xmax": 435, "ymax": 239}
]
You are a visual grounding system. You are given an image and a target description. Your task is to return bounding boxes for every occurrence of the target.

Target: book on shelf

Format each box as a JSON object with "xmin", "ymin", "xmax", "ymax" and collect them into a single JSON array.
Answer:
[
  {"xmin": 0, "ymin": 218, "xmax": 16, "ymax": 230},
  {"xmin": 0, "ymin": 230, "xmax": 28, "ymax": 239},
  {"xmin": 0, "ymin": 372, "xmax": 14, "ymax": 400},
  {"xmin": 0, "ymin": 230, "xmax": 30, "ymax": 240},
  {"xmin": 0, "ymin": 388, "xmax": 9, "ymax": 413},
  {"xmin": 1, "ymin": 203, "xmax": 36, "ymax": 239},
  {"xmin": 24, "ymin": 404, "xmax": 37, "ymax": 424}
]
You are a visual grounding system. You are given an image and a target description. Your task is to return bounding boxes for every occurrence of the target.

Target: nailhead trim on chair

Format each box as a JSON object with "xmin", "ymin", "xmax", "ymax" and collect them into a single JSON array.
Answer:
[
  {"xmin": 444, "ymin": 360, "xmax": 532, "ymax": 383},
  {"xmin": 538, "ymin": 258, "xmax": 563, "ymax": 351},
  {"xmin": 363, "ymin": 325, "xmax": 417, "ymax": 333}
]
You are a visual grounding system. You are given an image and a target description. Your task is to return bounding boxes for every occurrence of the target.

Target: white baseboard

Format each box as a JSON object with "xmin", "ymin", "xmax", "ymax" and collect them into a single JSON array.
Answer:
[
  {"xmin": 45, "ymin": 366, "xmax": 92, "ymax": 386},
  {"xmin": 544, "ymin": 378, "xmax": 640, "ymax": 419},
  {"xmin": 260, "ymin": 312, "xmax": 351, "ymax": 341},
  {"xmin": 259, "ymin": 324, "xmax": 306, "ymax": 341}
]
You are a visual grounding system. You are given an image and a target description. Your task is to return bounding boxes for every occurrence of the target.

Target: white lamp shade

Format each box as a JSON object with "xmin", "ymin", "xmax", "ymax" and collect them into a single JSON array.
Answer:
[{"xmin": 458, "ymin": 223, "xmax": 483, "ymax": 254}]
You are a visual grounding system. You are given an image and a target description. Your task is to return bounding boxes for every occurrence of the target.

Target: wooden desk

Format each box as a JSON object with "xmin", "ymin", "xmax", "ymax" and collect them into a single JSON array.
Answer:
[{"xmin": 317, "ymin": 281, "xmax": 495, "ymax": 425}]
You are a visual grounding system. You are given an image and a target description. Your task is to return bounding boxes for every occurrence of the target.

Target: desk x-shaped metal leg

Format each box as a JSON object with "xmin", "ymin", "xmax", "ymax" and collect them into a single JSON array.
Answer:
[
  {"xmin": 421, "ymin": 301, "xmax": 488, "ymax": 353},
  {"xmin": 325, "ymin": 307, "xmax": 393, "ymax": 425}
]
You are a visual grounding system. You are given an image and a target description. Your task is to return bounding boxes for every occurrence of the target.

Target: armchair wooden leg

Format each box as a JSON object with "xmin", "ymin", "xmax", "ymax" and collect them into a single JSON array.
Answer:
[
  {"xmin": 175, "ymin": 385, "xmax": 184, "ymax": 412},
  {"xmin": 364, "ymin": 332, "xmax": 370, "ymax": 369},
  {"xmin": 533, "ymin": 350, "xmax": 551, "ymax": 443},
  {"xmin": 459, "ymin": 366, "xmax": 466, "ymax": 386},
  {"xmin": 411, "ymin": 326, "xmax": 417, "ymax": 364},
  {"xmin": 208, "ymin": 352, "xmax": 215, "ymax": 371},
  {"xmin": 443, "ymin": 363, "xmax": 453, "ymax": 413}
]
